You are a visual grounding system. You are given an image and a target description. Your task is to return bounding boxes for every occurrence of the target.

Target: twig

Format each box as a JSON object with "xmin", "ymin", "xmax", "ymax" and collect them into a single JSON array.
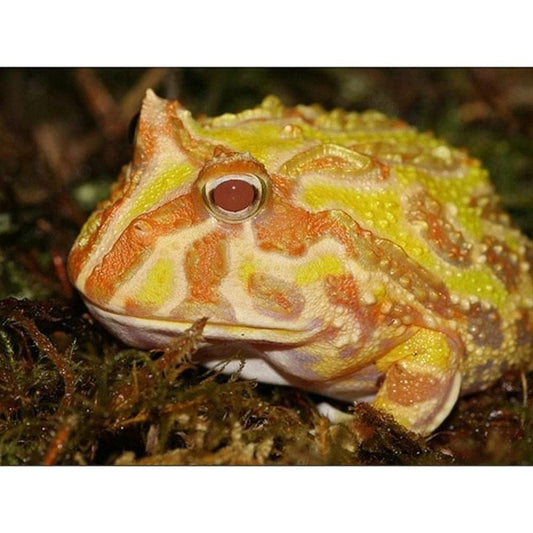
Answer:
[
  {"xmin": 11, "ymin": 310, "xmax": 75, "ymax": 409},
  {"xmin": 43, "ymin": 415, "xmax": 77, "ymax": 465},
  {"xmin": 74, "ymin": 68, "xmax": 127, "ymax": 140}
]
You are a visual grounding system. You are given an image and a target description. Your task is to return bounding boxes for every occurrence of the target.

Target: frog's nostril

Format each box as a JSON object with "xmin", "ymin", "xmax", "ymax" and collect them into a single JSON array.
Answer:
[{"xmin": 132, "ymin": 219, "xmax": 152, "ymax": 236}]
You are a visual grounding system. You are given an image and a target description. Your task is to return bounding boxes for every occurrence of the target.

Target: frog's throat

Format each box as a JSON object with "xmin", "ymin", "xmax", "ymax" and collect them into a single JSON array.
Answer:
[{"xmin": 84, "ymin": 300, "xmax": 323, "ymax": 350}]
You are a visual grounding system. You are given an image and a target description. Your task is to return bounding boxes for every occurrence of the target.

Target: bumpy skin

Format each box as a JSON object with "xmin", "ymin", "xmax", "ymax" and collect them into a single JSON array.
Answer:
[{"xmin": 68, "ymin": 90, "xmax": 533, "ymax": 435}]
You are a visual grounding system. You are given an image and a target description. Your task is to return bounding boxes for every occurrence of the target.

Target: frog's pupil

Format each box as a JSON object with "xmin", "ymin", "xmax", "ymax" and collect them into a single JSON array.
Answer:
[{"xmin": 212, "ymin": 179, "xmax": 256, "ymax": 212}]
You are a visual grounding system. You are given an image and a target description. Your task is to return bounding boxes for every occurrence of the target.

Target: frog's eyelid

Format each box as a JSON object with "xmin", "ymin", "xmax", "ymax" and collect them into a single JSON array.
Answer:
[{"xmin": 208, "ymin": 174, "xmax": 260, "ymax": 192}]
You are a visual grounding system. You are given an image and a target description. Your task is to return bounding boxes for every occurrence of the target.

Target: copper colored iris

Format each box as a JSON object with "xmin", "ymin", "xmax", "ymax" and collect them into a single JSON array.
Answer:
[{"xmin": 212, "ymin": 179, "xmax": 256, "ymax": 212}]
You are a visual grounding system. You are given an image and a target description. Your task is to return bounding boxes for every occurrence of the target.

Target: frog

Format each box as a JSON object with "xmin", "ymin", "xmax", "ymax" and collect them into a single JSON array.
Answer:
[{"xmin": 68, "ymin": 90, "xmax": 533, "ymax": 435}]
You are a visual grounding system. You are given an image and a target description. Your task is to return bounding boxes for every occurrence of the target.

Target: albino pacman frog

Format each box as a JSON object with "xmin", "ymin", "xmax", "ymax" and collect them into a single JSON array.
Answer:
[{"xmin": 68, "ymin": 90, "xmax": 533, "ymax": 435}]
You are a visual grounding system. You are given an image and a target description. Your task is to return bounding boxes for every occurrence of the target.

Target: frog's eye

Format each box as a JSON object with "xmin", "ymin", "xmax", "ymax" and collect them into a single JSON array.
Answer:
[{"xmin": 202, "ymin": 174, "xmax": 266, "ymax": 223}]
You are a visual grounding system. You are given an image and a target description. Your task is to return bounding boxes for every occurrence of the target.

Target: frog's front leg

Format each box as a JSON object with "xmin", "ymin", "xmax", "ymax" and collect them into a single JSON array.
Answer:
[{"xmin": 373, "ymin": 328, "xmax": 462, "ymax": 436}]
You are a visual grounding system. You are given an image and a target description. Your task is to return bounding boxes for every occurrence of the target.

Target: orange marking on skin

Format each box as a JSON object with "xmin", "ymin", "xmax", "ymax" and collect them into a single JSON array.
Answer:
[
  {"xmin": 323, "ymin": 274, "xmax": 379, "ymax": 363},
  {"xmin": 271, "ymin": 174, "xmax": 296, "ymax": 197},
  {"xmin": 324, "ymin": 273, "xmax": 360, "ymax": 308},
  {"xmin": 282, "ymin": 144, "xmax": 371, "ymax": 179},
  {"xmin": 254, "ymin": 172, "xmax": 353, "ymax": 257},
  {"xmin": 313, "ymin": 155, "xmax": 351, "ymax": 170},
  {"xmin": 374, "ymin": 157, "xmax": 391, "ymax": 180},
  {"xmin": 68, "ymin": 165, "xmax": 139, "ymax": 282},
  {"xmin": 248, "ymin": 272, "xmax": 305, "ymax": 320},
  {"xmin": 185, "ymin": 229, "xmax": 229, "ymax": 304},
  {"xmin": 253, "ymin": 196, "xmax": 320, "ymax": 255},
  {"xmin": 383, "ymin": 364, "xmax": 440, "ymax": 406},
  {"xmin": 169, "ymin": 115, "xmax": 216, "ymax": 164},
  {"xmin": 122, "ymin": 297, "xmax": 158, "ymax": 317},
  {"xmin": 84, "ymin": 194, "xmax": 204, "ymax": 304},
  {"xmin": 324, "ymin": 273, "xmax": 381, "ymax": 337},
  {"xmin": 131, "ymin": 109, "xmax": 160, "ymax": 166},
  {"xmin": 134, "ymin": 98, "xmax": 205, "ymax": 167},
  {"xmin": 314, "ymin": 212, "xmax": 369, "ymax": 258},
  {"xmin": 407, "ymin": 190, "xmax": 472, "ymax": 266},
  {"xmin": 482, "ymin": 236, "xmax": 520, "ymax": 290},
  {"xmin": 67, "ymin": 245, "xmax": 87, "ymax": 282}
]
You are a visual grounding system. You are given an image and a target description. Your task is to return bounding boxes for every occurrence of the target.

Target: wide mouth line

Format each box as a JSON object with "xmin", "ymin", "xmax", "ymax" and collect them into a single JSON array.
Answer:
[{"xmin": 84, "ymin": 300, "xmax": 317, "ymax": 340}]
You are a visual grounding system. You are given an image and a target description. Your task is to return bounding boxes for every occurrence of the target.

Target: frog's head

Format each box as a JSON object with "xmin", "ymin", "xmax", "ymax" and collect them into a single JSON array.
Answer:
[{"xmin": 68, "ymin": 90, "xmax": 413, "ymax": 349}]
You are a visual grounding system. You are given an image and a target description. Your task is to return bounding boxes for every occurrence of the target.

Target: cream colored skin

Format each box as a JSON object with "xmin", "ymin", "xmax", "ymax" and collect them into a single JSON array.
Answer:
[{"xmin": 68, "ymin": 90, "xmax": 533, "ymax": 435}]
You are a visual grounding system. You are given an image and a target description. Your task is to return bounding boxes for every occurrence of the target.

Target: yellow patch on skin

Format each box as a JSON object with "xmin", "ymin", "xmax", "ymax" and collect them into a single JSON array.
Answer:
[
  {"xmin": 127, "ymin": 163, "xmax": 196, "ymax": 223},
  {"xmin": 239, "ymin": 259, "xmax": 256, "ymax": 283},
  {"xmin": 376, "ymin": 328, "xmax": 453, "ymax": 374},
  {"xmin": 302, "ymin": 182, "xmax": 509, "ymax": 308},
  {"xmin": 303, "ymin": 184, "xmax": 402, "ymax": 226},
  {"xmin": 394, "ymin": 165, "xmax": 487, "ymax": 239},
  {"xmin": 295, "ymin": 254, "xmax": 345, "ymax": 285},
  {"xmin": 194, "ymin": 122, "xmax": 305, "ymax": 164},
  {"xmin": 303, "ymin": 183, "xmax": 438, "ymax": 268},
  {"xmin": 309, "ymin": 344, "xmax": 363, "ymax": 379},
  {"xmin": 446, "ymin": 269, "xmax": 508, "ymax": 308},
  {"xmin": 133, "ymin": 258, "xmax": 174, "ymax": 308},
  {"xmin": 195, "ymin": 117, "xmax": 429, "ymax": 170}
]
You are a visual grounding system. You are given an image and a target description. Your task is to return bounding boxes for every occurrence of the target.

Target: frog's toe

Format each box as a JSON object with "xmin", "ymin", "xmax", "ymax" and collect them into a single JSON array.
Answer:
[
  {"xmin": 316, "ymin": 401, "xmax": 353, "ymax": 423},
  {"xmin": 373, "ymin": 329, "xmax": 462, "ymax": 436}
]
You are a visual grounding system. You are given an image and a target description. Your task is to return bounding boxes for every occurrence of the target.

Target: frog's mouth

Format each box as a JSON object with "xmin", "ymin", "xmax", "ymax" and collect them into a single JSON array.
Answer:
[{"xmin": 84, "ymin": 301, "xmax": 322, "ymax": 350}]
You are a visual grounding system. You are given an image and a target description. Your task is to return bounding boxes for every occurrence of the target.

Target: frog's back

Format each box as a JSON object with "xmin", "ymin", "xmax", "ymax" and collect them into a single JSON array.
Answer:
[{"xmin": 196, "ymin": 96, "xmax": 533, "ymax": 391}]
